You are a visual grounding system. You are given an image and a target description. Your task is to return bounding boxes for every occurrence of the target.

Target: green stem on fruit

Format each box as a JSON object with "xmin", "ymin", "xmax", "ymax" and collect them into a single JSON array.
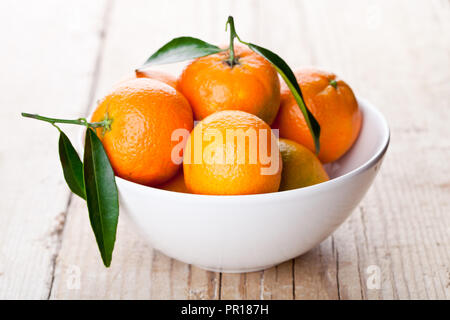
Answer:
[
  {"xmin": 225, "ymin": 16, "xmax": 240, "ymax": 67},
  {"xmin": 21, "ymin": 113, "xmax": 112, "ymax": 130},
  {"xmin": 329, "ymin": 79, "xmax": 338, "ymax": 89}
]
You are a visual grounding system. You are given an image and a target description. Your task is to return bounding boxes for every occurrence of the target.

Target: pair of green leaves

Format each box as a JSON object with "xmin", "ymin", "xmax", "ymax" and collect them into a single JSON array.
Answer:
[
  {"xmin": 21, "ymin": 112, "xmax": 119, "ymax": 267},
  {"xmin": 140, "ymin": 16, "xmax": 320, "ymax": 153},
  {"xmin": 58, "ymin": 129, "xmax": 118, "ymax": 267}
]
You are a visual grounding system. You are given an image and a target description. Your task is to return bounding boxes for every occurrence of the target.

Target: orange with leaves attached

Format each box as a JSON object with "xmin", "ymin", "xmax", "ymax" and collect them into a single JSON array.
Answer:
[
  {"xmin": 91, "ymin": 78, "xmax": 193, "ymax": 186},
  {"xmin": 178, "ymin": 44, "xmax": 280, "ymax": 125}
]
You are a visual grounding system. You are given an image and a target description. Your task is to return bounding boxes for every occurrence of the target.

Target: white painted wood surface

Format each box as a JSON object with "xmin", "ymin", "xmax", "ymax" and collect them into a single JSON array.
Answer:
[
  {"xmin": 0, "ymin": 0, "xmax": 107, "ymax": 299},
  {"xmin": 0, "ymin": 0, "xmax": 449, "ymax": 299}
]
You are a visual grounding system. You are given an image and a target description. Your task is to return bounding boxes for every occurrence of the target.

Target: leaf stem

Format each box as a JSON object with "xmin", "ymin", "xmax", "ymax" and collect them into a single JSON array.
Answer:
[{"xmin": 21, "ymin": 112, "xmax": 111, "ymax": 129}]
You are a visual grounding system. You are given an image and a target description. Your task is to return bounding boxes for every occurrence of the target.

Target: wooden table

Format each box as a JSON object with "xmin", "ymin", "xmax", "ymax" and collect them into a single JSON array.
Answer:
[{"xmin": 1, "ymin": 0, "xmax": 449, "ymax": 300}]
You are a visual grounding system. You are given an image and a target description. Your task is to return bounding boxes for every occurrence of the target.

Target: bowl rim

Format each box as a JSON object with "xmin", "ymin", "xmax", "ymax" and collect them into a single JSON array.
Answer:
[{"xmin": 80, "ymin": 96, "xmax": 390, "ymax": 204}]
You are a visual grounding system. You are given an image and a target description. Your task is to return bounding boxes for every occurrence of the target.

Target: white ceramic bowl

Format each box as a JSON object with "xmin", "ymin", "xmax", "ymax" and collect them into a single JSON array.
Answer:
[{"xmin": 81, "ymin": 97, "xmax": 389, "ymax": 273}]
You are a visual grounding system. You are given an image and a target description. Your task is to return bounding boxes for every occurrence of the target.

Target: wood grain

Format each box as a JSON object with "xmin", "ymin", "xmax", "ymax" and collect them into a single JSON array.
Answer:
[
  {"xmin": 299, "ymin": 0, "xmax": 450, "ymax": 300},
  {"xmin": 0, "ymin": 0, "xmax": 107, "ymax": 299},
  {"xmin": 1, "ymin": 0, "xmax": 449, "ymax": 299}
]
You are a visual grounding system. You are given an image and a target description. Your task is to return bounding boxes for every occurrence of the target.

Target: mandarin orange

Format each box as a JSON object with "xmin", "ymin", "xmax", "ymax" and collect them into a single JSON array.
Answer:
[
  {"xmin": 278, "ymin": 138, "xmax": 329, "ymax": 191},
  {"xmin": 91, "ymin": 78, "xmax": 193, "ymax": 186},
  {"xmin": 178, "ymin": 44, "xmax": 280, "ymax": 125},
  {"xmin": 273, "ymin": 67, "xmax": 362, "ymax": 163}
]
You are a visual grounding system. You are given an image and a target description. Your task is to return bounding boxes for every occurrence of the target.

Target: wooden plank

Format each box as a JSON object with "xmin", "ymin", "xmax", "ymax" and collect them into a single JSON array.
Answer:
[
  {"xmin": 294, "ymin": 238, "xmax": 339, "ymax": 300},
  {"xmin": 47, "ymin": 0, "xmax": 160, "ymax": 300},
  {"xmin": 220, "ymin": 263, "xmax": 295, "ymax": 300},
  {"xmin": 149, "ymin": 252, "xmax": 220, "ymax": 300},
  {"xmin": 0, "ymin": 0, "xmax": 107, "ymax": 299},
  {"xmin": 296, "ymin": 0, "xmax": 450, "ymax": 300},
  {"xmin": 50, "ymin": 198, "xmax": 155, "ymax": 299}
]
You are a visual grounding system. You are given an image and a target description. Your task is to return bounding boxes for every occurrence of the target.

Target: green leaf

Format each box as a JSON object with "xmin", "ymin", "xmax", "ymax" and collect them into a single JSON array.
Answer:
[
  {"xmin": 140, "ymin": 36, "xmax": 222, "ymax": 67},
  {"xmin": 58, "ymin": 131, "xmax": 85, "ymax": 199},
  {"xmin": 83, "ymin": 128, "xmax": 119, "ymax": 267},
  {"xmin": 246, "ymin": 43, "xmax": 321, "ymax": 153}
]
